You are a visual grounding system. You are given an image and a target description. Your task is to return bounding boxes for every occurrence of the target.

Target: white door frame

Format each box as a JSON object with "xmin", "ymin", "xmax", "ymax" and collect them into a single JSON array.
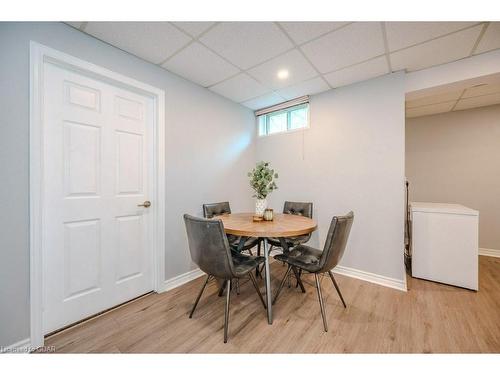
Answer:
[{"xmin": 29, "ymin": 41, "xmax": 166, "ymax": 348}]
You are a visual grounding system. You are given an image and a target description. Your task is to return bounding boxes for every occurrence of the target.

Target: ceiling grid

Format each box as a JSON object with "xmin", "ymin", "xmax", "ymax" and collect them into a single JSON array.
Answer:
[{"xmin": 65, "ymin": 21, "xmax": 500, "ymax": 112}]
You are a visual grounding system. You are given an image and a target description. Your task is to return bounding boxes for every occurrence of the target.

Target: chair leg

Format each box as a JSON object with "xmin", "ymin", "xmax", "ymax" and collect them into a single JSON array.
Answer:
[
  {"xmin": 328, "ymin": 271, "xmax": 347, "ymax": 308},
  {"xmin": 236, "ymin": 279, "xmax": 240, "ymax": 295},
  {"xmin": 272, "ymin": 265, "xmax": 292, "ymax": 305},
  {"xmin": 292, "ymin": 267, "xmax": 306, "ymax": 293},
  {"xmin": 249, "ymin": 272, "xmax": 266, "ymax": 309},
  {"xmin": 257, "ymin": 263, "xmax": 265, "ymax": 279},
  {"xmin": 256, "ymin": 240, "xmax": 261, "ymax": 277},
  {"xmin": 295, "ymin": 269, "xmax": 302, "ymax": 288},
  {"xmin": 189, "ymin": 274, "xmax": 211, "ymax": 318},
  {"xmin": 217, "ymin": 279, "xmax": 227, "ymax": 297},
  {"xmin": 224, "ymin": 279, "xmax": 231, "ymax": 343},
  {"xmin": 314, "ymin": 274, "xmax": 328, "ymax": 332}
]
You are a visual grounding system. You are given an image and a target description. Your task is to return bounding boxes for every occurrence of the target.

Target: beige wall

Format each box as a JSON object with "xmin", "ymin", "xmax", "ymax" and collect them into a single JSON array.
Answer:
[{"xmin": 406, "ymin": 104, "xmax": 500, "ymax": 250}]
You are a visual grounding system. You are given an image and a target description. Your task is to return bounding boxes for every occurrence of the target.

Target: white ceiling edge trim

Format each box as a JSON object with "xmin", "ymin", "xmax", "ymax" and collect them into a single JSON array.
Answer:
[
  {"xmin": 405, "ymin": 48, "xmax": 500, "ymax": 96},
  {"xmin": 254, "ymin": 95, "xmax": 309, "ymax": 115}
]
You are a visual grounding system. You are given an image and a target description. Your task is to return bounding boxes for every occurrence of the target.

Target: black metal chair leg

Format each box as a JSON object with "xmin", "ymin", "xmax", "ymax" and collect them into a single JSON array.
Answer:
[
  {"xmin": 292, "ymin": 267, "xmax": 306, "ymax": 293},
  {"xmin": 248, "ymin": 272, "xmax": 266, "ymax": 309},
  {"xmin": 314, "ymin": 274, "xmax": 328, "ymax": 332},
  {"xmin": 328, "ymin": 271, "xmax": 347, "ymax": 308},
  {"xmin": 224, "ymin": 279, "xmax": 231, "ymax": 343},
  {"xmin": 217, "ymin": 279, "xmax": 227, "ymax": 297},
  {"xmin": 256, "ymin": 240, "xmax": 261, "ymax": 277},
  {"xmin": 257, "ymin": 263, "xmax": 265, "ymax": 279},
  {"xmin": 295, "ymin": 268, "xmax": 302, "ymax": 288},
  {"xmin": 236, "ymin": 279, "xmax": 240, "ymax": 295},
  {"xmin": 189, "ymin": 274, "xmax": 211, "ymax": 318},
  {"xmin": 272, "ymin": 265, "xmax": 292, "ymax": 305}
]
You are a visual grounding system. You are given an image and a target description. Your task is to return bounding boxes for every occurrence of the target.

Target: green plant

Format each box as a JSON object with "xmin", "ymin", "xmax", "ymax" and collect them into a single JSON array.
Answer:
[{"xmin": 248, "ymin": 161, "xmax": 278, "ymax": 199}]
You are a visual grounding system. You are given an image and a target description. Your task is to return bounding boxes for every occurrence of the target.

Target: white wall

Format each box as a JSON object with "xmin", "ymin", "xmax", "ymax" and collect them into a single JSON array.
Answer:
[
  {"xmin": 257, "ymin": 73, "xmax": 406, "ymax": 282},
  {"xmin": 0, "ymin": 22, "xmax": 255, "ymax": 347},
  {"xmin": 406, "ymin": 104, "xmax": 500, "ymax": 251}
]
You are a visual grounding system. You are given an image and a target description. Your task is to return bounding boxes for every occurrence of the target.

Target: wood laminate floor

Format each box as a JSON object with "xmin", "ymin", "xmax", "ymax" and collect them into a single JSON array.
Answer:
[{"xmin": 44, "ymin": 256, "xmax": 500, "ymax": 353}]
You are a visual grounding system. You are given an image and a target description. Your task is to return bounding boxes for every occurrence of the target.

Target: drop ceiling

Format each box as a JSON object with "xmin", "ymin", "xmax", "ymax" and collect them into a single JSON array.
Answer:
[
  {"xmin": 406, "ymin": 73, "xmax": 500, "ymax": 118},
  {"xmin": 66, "ymin": 22, "xmax": 500, "ymax": 110}
]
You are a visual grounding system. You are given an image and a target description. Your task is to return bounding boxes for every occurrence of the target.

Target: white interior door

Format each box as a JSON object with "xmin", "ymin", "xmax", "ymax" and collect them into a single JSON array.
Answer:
[{"xmin": 42, "ymin": 61, "xmax": 154, "ymax": 334}]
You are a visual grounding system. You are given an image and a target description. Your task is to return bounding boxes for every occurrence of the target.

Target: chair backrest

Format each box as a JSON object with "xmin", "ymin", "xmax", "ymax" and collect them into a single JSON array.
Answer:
[
  {"xmin": 203, "ymin": 201, "xmax": 231, "ymax": 219},
  {"xmin": 283, "ymin": 201, "xmax": 313, "ymax": 218},
  {"xmin": 319, "ymin": 212, "xmax": 354, "ymax": 272},
  {"xmin": 183, "ymin": 214, "xmax": 235, "ymax": 279}
]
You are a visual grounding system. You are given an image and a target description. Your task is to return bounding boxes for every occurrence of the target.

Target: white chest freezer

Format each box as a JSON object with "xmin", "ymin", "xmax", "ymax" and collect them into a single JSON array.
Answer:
[{"xmin": 410, "ymin": 202, "xmax": 479, "ymax": 290}]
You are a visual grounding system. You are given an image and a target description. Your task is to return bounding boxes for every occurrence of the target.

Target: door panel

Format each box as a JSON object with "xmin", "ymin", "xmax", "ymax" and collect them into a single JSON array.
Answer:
[
  {"xmin": 65, "ymin": 81, "xmax": 101, "ymax": 112},
  {"xmin": 63, "ymin": 121, "xmax": 101, "ymax": 197},
  {"xmin": 63, "ymin": 219, "xmax": 101, "ymax": 300},
  {"xmin": 42, "ymin": 62, "xmax": 153, "ymax": 334},
  {"xmin": 115, "ymin": 95, "xmax": 144, "ymax": 121},
  {"xmin": 116, "ymin": 131, "xmax": 143, "ymax": 195},
  {"xmin": 116, "ymin": 215, "xmax": 143, "ymax": 283}
]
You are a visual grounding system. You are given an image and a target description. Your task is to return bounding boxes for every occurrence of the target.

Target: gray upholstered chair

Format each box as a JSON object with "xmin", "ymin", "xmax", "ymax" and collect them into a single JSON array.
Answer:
[
  {"xmin": 183, "ymin": 214, "xmax": 266, "ymax": 343},
  {"xmin": 264, "ymin": 201, "xmax": 313, "ymax": 283},
  {"xmin": 266, "ymin": 201, "xmax": 313, "ymax": 251},
  {"xmin": 203, "ymin": 202, "xmax": 261, "ymax": 255},
  {"xmin": 272, "ymin": 211, "xmax": 354, "ymax": 332}
]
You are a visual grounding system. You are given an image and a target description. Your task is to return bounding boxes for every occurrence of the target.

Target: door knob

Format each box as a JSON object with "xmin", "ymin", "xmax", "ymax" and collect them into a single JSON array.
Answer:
[{"xmin": 138, "ymin": 200, "xmax": 151, "ymax": 208}]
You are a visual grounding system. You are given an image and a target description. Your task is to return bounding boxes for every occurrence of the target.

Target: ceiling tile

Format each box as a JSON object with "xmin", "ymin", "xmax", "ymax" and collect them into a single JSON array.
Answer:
[
  {"xmin": 276, "ymin": 76, "xmax": 330, "ymax": 100},
  {"xmin": 84, "ymin": 22, "xmax": 191, "ymax": 64},
  {"xmin": 406, "ymin": 90, "xmax": 463, "ymax": 109},
  {"xmin": 161, "ymin": 42, "xmax": 239, "ymax": 87},
  {"xmin": 474, "ymin": 22, "xmax": 500, "ymax": 54},
  {"xmin": 462, "ymin": 82, "xmax": 500, "ymax": 98},
  {"xmin": 247, "ymin": 49, "xmax": 318, "ymax": 90},
  {"xmin": 301, "ymin": 22, "xmax": 385, "ymax": 73},
  {"xmin": 454, "ymin": 92, "xmax": 500, "ymax": 111},
  {"xmin": 199, "ymin": 22, "xmax": 293, "ymax": 69},
  {"xmin": 209, "ymin": 73, "xmax": 270, "ymax": 103},
  {"xmin": 385, "ymin": 22, "xmax": 477, "ymax": 51},
  {"xmin": 242, "ymin": 93, "xmax": 285, "ymax": 110},
  {"xmin": 279, "ymin": 22, "xmax": 349, "ymax": 45},
  {"xmin": 324, "ymin": 56, "xmax": 389, "ymax": 88},
  {"xmin": 172, "ymin": 22, "xmax": 215, "ymax": 38},
  {"xmin": 390, "ymin": 25, "xmax": 482, "ymax": 72},
  {"xmin": 405, "ymin": 101, "xmax": 455, "ymax": 118}
]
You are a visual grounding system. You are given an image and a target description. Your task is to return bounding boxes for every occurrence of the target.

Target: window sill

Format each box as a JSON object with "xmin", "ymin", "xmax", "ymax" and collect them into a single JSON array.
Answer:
[{"xmin": 257, "ymin": 126, "xmax": 310, "ymax": 139}]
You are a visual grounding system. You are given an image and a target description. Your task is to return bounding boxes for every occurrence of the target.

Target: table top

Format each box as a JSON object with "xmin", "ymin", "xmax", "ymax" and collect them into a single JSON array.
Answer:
[{"xmin": 216, "ymin": 212, "xmax": 317, "ymax": 238}]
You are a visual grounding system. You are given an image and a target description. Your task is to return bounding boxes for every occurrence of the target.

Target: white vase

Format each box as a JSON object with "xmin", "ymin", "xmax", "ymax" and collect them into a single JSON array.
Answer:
[{"xmin": 255, "ymin": 198, "xmax": 267, "ymax": 216}]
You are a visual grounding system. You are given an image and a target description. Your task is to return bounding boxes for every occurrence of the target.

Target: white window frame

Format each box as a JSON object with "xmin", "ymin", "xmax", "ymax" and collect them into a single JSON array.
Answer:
[{"xmin": 257, "ymin": 102, "xmax": 310, "ymax": 137}]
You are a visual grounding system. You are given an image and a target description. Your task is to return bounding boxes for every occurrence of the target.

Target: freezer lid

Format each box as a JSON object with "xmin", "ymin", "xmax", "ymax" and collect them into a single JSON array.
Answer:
[{"xmin": 410, "ymin": 202, "xmax": 479, "ymax": 216}]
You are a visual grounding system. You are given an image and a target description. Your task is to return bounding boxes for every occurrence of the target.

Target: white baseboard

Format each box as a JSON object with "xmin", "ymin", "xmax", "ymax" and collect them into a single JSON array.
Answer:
[
  {"xmin": 1, "ymin": 338, "xmax": 31, "ymax": 354},
  {"xmin": 479, "ymin": 248, "xmax": 500, "ymax": 258},
  {"xmin": 157, "ymin": 268, "xmax": 204, "ymax": 293},
  {"xmin": 333, "ymin": 265, "xmax": 407, "ymax": 292}
]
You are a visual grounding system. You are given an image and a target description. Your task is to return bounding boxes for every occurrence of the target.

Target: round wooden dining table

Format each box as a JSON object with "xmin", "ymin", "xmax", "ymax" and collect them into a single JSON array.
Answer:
[{"xmin": 217, "ymin": 212, "xmax": 317, "ymax": 324}]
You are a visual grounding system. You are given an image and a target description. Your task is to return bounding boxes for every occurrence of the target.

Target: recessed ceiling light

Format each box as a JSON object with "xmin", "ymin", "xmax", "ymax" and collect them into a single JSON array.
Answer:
[{"xmin": 277, "ymin": 69, "xmax": 289, "ymax": 80}]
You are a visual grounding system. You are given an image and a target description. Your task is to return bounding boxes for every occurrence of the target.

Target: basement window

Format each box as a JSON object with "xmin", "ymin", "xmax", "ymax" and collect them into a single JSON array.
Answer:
[{"xmin": 256, "ymin": 97, "xmax": 309, "ymax": 136}]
